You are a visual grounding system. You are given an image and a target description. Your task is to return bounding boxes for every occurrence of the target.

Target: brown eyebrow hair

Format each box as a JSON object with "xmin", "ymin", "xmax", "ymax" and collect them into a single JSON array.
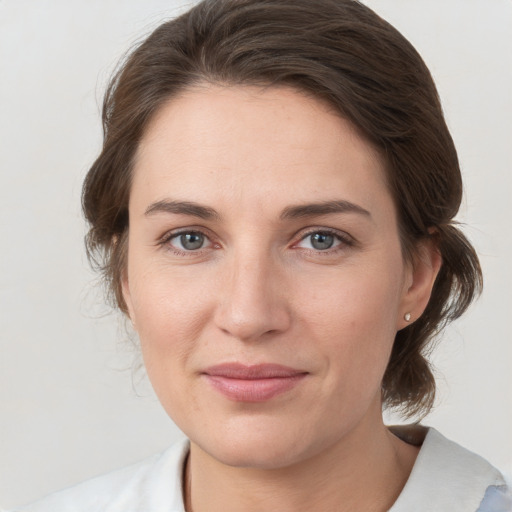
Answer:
[
  {"xmin": 280, "ymin": 200, "xmax": 371, "ymax": 220},
  {"xmin": 144, "ymin": 199, "xmax": 371, "ymax": 221},
  {"xmin": 144, "ymin": 200, "xmax": 220, "ymax": 220}
]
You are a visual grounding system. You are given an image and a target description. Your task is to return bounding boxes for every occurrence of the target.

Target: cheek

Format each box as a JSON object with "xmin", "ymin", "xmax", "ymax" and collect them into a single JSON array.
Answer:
[
  {"xmin": 301, "ymin": 260, "xmax": 403, "ymax": 333},
  {"xmin": 128, "ymin": 269, "xmax": 212, "ymax": 420},
  {"xmin": 298, "ymin": 261, "xmax": 404, "ymax": 385},
  {"xmin": 127, "ymin": 264, "xmax": 213, "ymax": 370}
]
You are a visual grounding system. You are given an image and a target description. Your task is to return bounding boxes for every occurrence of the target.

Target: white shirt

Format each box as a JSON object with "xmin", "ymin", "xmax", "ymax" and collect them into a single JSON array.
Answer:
[{"xmin": 12, "ymin": 427, "xmax": 511, "ymax": 512}]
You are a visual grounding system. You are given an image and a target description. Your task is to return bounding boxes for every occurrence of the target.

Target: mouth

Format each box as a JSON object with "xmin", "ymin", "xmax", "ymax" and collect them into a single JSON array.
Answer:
[{"xmin": 202, "ymin": 363, "xmax": 308, "ymax": 402}]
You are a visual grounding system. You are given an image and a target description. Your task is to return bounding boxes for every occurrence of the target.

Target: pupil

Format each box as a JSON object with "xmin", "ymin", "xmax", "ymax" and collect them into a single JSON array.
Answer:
[
  {"xmin": 311, "ymin": 233, "xmax": 334, "ymax": 250},
  {"xmin": 181, "ymin": 233, "xmax": 204, "ymax": 250}
]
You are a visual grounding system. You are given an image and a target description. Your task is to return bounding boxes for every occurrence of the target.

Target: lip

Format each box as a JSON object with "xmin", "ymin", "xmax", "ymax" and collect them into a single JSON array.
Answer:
[{"xmin": 202, "ymin": 363, "xmax": 308, "ymax": 402}]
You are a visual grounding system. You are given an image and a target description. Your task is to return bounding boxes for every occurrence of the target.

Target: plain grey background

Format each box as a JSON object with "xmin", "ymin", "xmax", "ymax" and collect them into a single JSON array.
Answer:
[{"xmin": 1, "ymin": 0, "xmax": 511, "ymax": 509}]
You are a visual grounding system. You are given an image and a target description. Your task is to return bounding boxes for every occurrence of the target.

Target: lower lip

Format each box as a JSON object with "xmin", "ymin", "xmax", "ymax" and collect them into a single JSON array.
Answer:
[{"xmin": 204, "ymin": 374, "xmax": 307, "ymax": 402}]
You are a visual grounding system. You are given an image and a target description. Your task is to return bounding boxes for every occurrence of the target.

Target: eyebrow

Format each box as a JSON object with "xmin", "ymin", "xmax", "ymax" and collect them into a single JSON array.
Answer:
[
  {"xmin": 144, "ymin": 198, "xmax": 371, "ymax": 221},
  {"xmin": 280, "ymin": 200, "xmax": 371, "ymax": 220},
  {"xmin": 144, "ymin": 200, "xmax": 220, "ymax": 220}
]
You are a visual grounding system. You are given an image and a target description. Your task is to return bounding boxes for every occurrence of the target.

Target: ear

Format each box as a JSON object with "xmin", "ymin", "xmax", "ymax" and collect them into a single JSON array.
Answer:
[
  {"xmin": 397, "ymin": 236, "xmax": 442, "ymax": 330},
  {"xmin": 121, "ymin": 271, "xmax": 137, "ymax": 331}
]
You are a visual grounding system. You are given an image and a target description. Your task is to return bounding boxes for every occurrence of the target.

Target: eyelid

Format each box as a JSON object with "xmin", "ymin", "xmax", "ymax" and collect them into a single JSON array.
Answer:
[
  {"xmin": 156, "ymin": 225, "xmax": 355, "ymax": 255},
  {"xmin": 293, "ymin": 226, "xmax": 355, "ymax": 250},
  {"xmin": 158, "ymin": 226, "xmax": 219, "ymax": 253}
]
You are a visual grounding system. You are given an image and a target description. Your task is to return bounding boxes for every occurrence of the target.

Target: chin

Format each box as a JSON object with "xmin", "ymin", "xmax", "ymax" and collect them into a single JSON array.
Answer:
[
  {"xmin": 189, "ymin": 416, "xmax": 338, "ymax": 471},
  {"xmin": 204, "ymin": 441, "xmax": 305, "ymax": 470}
]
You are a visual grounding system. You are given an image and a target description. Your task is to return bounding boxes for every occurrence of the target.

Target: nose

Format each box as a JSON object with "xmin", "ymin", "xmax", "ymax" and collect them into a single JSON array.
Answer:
[{"xmin": 213, "ymin": 250, "xmax": 292, "ymax": 342}]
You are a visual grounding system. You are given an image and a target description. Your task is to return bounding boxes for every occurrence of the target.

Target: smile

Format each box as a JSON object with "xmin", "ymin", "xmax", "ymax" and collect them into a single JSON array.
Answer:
[{"xmin": 202, "ymin": 363, "xmax": 308, "ymax": 402}]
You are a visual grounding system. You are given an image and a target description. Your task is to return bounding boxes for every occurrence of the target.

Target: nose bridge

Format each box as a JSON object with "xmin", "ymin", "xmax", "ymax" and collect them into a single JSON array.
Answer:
[{"xmin": 214, "ymin": 242, "xmax": 290, "ymax": 341}]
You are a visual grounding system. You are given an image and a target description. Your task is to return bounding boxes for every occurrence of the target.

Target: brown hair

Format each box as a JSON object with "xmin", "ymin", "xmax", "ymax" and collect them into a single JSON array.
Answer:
[{"xmin": 83, "ymin": 0, "xmax": 482, "ymax": 418}]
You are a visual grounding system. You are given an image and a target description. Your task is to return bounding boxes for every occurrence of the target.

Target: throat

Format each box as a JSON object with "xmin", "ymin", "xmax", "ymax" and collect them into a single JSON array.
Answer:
[{"xmin": 182, "ymin": 427, "xmax": 421, "ymax": 512}]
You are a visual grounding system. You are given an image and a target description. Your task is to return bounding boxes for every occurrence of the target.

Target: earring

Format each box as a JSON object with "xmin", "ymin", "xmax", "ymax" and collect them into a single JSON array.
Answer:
[{"xmin": 404, "ymin": 312, "xmax": 411, "ymax": 322}]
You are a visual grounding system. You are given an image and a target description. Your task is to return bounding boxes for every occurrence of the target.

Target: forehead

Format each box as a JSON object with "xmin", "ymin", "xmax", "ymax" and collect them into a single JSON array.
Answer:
[{"xmin": 131, "ymin": 84, "xmax": 391, "ymax": 216}]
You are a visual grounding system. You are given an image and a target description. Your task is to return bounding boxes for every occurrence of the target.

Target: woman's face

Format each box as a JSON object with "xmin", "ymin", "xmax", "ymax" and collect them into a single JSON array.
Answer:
[{"xmin": 123, "ymin": 85, "xmax": 425, "ymax": 469}]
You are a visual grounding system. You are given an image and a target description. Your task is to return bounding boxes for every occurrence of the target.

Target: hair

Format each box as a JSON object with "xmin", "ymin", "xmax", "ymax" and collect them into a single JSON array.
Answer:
[{"xmin": 83, "ymin": 0, "xmax": 482, "ymax": 418}]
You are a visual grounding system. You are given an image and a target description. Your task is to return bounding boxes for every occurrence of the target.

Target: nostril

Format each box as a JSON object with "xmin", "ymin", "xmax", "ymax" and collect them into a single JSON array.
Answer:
[
  {"xmin": 213, "ymin": 300, "xmax": 291, "ymax": 342},
  {"xmin": 213, "ymin": 259, "xmax": 292, "ymax": 340}
]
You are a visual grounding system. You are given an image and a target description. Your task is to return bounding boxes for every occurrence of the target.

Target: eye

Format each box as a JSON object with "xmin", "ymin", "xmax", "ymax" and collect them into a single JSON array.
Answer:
[
  {"xmin": 308, "ymin": 232, "xmax": 336, "ymax": 250},
  {"xmin": 296, "ymin": 230, "xmax": 351, "ymax": 251},
  {"xmin": 168, "ymin": 231, "xmax": 211, "ymax": 251}
]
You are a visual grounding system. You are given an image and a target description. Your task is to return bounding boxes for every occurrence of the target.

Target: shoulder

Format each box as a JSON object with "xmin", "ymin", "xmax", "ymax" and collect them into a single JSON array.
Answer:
[
  {"xmin": 12, "ymin": 439, "xmax": 189, "ymax": 512},
  {"xmin": 390, "ymin": 426, "xmax": 510, "ymax": 512},
  {"xmin": 478, "ymin": 485, "xmax": 512, "ymax": 512}
]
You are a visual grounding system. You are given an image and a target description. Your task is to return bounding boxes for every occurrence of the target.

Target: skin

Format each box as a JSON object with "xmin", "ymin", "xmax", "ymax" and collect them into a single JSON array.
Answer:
[{"xmin": 122, "ymin": 85, "xmax": 441, "ymax": 511}]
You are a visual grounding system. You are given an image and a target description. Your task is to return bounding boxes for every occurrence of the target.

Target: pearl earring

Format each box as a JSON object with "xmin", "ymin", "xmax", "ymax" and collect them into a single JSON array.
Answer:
[{"xmin": 404, "ymin": 312, "xmax": 411, "ymax": 322}]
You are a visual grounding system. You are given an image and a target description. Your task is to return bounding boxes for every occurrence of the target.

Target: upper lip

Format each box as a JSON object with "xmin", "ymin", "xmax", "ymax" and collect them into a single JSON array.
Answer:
[{"xmin": 203, "ymin": 363, "xmax": 307, "ymax": 379}]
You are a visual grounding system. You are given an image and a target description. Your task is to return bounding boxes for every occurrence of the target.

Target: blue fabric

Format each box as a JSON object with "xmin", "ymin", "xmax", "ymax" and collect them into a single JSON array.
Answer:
[{"xmin": 477, "ymin": 485, "xmax": 512, "ymax": 512}]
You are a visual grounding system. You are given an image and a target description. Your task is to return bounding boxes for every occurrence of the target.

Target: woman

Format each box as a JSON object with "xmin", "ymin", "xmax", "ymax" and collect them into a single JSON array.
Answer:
[{"xmin": 13, "ymin": 0, "xmax": 510, "ymax": 510}]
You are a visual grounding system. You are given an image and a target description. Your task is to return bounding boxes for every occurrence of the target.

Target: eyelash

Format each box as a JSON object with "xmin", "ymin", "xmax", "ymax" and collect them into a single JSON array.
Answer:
[
  {"xmin": 294, "ymin": 227, "xmax": 355, "ymax": 255},
  {"xmin": 157, "ymin": 227, "xmax": 355, "ymax": 257},
  {"xmin": 158, "ymin": 228, "xmax": 216, "ymax": 257}
]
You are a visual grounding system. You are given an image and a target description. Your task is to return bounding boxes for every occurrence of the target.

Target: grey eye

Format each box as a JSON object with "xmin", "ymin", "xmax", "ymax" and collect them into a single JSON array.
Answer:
[
  {"xmin": 309, "ymin": 232, "xmax": 335, "ymax": 250},
  {"xmin": 178, "ymin": 232, "xmax": 205, "ymax": 250}
]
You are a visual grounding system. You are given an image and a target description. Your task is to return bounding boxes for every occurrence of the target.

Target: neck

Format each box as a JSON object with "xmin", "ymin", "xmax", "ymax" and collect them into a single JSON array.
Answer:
[{"xmin": 184, "ymin": 404, "xmax": 419, "ymax": 512}]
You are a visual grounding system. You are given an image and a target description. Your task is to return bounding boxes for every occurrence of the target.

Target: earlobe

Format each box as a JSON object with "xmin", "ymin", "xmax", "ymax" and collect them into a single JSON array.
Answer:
[{"xmin": 398, "ymin": 238, "xmax": 442, "ymax": 329}]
